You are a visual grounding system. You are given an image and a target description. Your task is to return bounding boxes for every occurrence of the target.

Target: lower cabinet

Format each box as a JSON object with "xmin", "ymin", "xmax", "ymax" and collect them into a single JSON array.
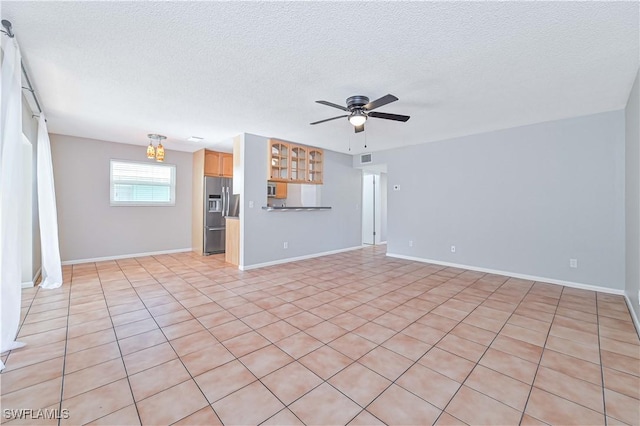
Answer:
[{"xmin": 225, "ymin": 218, "xmax": 239, "ymax": 266}]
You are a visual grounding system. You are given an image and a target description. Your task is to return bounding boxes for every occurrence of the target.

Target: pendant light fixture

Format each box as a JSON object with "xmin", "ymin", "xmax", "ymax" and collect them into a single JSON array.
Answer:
[{"xmin": 146, "ymin": 134, "xmax": 166, "ymax": 162}]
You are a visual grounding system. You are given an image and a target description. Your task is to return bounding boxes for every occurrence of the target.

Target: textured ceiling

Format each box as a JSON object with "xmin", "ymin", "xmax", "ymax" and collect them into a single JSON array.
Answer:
[{"xmin": 3, "ymin": 1, "xmax": 639, "ymax": 154}]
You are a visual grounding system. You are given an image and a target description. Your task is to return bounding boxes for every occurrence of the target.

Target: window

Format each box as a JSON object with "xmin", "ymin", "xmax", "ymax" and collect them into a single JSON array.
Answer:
[{"xmin": 110, "ymin": 160, "xmax": 176, "ymax": 206}]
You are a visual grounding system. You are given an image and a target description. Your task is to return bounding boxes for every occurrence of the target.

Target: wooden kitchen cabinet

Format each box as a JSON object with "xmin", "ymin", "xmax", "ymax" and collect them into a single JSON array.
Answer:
[
  {"xmin": 269, "ymin": 140, "xmax": 289, "ymax": 181},
  {"xmin": 221, "ymin": 153, "xmax": 233, "ymax": 177},
  {"xmin": 268, "ymin": 139, "xmax": 323, "ymax": 184},
  {"xmin": 308, "ymin": 149, "xmax": 323, "ymax": 184},
  {"xmin": 290, "ymin": 145, "xmax": 308, "ymax": 182},
  {"xmin": 275, "ymin": 182, "xmax": 287, "ymax": 198},
  {"xmin": 204, "ymin": 151, "xmax": 220, "ymax": 176},
  {"xmin": 205, "ymin": 150, "xmax": 233, "ymax": 178},
  {"xmin": 225, "ymin": 217, "xmax": 239, "ymax": 266}
]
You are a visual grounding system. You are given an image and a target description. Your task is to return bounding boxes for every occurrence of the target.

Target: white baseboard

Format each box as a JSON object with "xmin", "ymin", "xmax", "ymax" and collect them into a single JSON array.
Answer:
[
  {"xmin": 624, "ymin": 293, "xmax": 640, "ymax": 337},
  {"xmin": 386, "ymin": 252, "xmax": 625, "ymax": 296},
  {"xmin": 61, "ymin": 248, "xmax": 193, "ymax": 265},
  {"xmin": 21, "ymin": 267, "xmax": 42, "ymax": 289},
  {"xmin": 240, "ymin": 245, "xmax": 364, "ymax": 271}
]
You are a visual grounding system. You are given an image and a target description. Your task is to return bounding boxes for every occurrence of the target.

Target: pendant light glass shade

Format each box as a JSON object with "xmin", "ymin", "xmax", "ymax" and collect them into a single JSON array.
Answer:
[
  {"xmin": 155, "ymin": 143, "xmax": 165, "ymax": 162},
  {"xmin": 146, "ymin": 142, "xmax": 156, "ymax": 159}
]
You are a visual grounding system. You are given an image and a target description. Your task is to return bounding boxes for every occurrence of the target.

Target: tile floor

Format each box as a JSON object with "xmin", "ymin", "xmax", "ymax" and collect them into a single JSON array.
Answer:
[{"xmin": 1, "ymin": 246, "xmax": 639, "ymax": 425}]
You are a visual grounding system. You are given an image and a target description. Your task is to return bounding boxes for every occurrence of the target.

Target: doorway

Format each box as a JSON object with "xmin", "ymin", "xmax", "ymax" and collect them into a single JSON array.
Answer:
[{"xmin": 362, "ymin": 171, "xmax": 387, "ymax": 245}]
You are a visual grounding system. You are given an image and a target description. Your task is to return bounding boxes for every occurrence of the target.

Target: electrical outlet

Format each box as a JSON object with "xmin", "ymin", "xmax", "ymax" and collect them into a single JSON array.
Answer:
[
  {"xmin": 249, "ymin": 201, "xmax": 254, "ymax": 208},
  {"xmin": 283, "ymin": 242, "xmax": 288, "ymax": 249},
  {"xmin": 409, "ymin": 240, "xmax": 413, "ymax": 247},
  {"xmin": 451, "ymin": 245, "xmax": 456, "ymax": 253},
  {"xmin": 393, "ymin": 185, "xmax": 401, "ymax": 191},
  {"xmin": 569, "ymin": 258, "xmax": 578, "ymax": 268}
]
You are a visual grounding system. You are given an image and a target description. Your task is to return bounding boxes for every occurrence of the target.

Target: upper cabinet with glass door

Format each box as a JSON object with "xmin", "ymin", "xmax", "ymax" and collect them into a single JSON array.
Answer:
[
  {"xmin": 290, "ymin": 145, "xmax": 308, "ymax": 182},
  {"xmin": 268, "ymin": 139, "xmax": 323, "ymax": 184},
  {"xmin": 269, "ymin": 140, "xmax": 289, "ymax": 181},
  {"xmin": 308, "ymin": 149, "xmax": 323, "ymax": 184}
]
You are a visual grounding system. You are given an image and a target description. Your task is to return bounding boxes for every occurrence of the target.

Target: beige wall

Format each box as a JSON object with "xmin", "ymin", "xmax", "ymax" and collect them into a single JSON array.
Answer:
[{"xmin": 50, "ymin": 134, "xmax": 192, "ymax": 262}]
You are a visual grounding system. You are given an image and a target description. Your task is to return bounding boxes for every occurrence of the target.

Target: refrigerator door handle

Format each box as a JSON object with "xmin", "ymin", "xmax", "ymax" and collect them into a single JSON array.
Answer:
[
  {"xmin": 224, "ymin": 187, "xmax": 228, "ymax": 217},
  {"xmin": 226, "ymin": 187, "xmax": 230, "ymax": 216},
  {"xmin": 222, "ymin": 186, "xmax": 226, "ymax": 217},
  {"xmin": 221, "ymin": 186, "xmax": 226, "ymax": 218}
]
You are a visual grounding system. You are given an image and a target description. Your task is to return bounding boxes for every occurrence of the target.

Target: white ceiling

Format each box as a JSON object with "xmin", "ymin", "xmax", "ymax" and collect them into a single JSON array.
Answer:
[{"xmin": 3, "ymin": 1, "xmax": 639, "ymax": 155}]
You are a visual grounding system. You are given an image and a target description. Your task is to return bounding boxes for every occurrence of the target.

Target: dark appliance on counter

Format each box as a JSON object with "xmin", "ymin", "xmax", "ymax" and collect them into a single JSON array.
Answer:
[
  {"xmin": 267, "ymin": 182, "xmax": 277, "ymax": 197},
  {"xmin": 204, "ymin": 176, "xmax": 239, "ymax": 255}
]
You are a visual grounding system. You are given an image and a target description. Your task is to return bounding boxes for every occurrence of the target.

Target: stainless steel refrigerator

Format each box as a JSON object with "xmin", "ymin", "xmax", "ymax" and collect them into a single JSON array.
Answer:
[{"xmin": 204, "ymin": 176, "xmax": 239, "ymax": 255}]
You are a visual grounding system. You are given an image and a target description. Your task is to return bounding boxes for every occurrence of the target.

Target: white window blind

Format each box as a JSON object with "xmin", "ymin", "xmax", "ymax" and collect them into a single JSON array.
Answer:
[{"xmin": 110, "ymin": 160, "xmax": 176, "ymax": 206}]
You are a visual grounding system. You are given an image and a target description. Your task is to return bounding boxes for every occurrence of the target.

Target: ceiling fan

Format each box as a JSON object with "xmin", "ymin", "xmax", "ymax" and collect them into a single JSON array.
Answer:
[{"xmin": 310, "ymin": 94, "xmax": 410, "ymax": 133}]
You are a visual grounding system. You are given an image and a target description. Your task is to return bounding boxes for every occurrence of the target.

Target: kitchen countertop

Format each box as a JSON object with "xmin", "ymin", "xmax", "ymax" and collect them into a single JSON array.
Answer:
[
  {"xmin": 262, "ymin": 206, "xmax": 332, "ymax": 212},
  {"xmin": 225, "ymin": 216, "xmax": 239, "ymax": 220}
]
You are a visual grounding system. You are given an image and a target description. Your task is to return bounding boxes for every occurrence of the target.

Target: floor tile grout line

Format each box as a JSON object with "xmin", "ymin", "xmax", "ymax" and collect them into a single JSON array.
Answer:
[
  {"xmin": 531, "ymin": 292, "xmax": 619, "ymax": 417},
  {"xmin": 352, "ymin": 268, "xmax": 497, "ymax": 424},
  {"xmin": 516, "ymin": 284, "xmax": 563, "ymax": 425},
  {"xmin": 145, "ymin": 255, "xmax": 329, "ymax": 424},
  {"xmin": 380, "ymin": 276, "xmax": 490, "ymax": 416},
  {"xmin": 53, "ymin": 271, "xmax": 75, "ymax": 426},
  {"xmin": 596, "ymin": 292, "xmax": 609, "ymax": 425},
  {"xmin": 113, "ymin": 258, "xmax": 219, "ymax": 423},
  {"xmin": 7, "ymin": 248, "xmax": 636, "ymax": 424},
  {"xmin": 309, "ymin": 276, "xmax": 474, "ymax": 417},
  {"xmin": 253, "ymin": 265, "xmax": 450, "ymax": 422},
  {"xmin": 212, "ymin": 285, "xmax": 371, "ymax": 423},
  {"xmin": 186, "ymin": 257, "xmax": 447, "ymax": 424},
  {"xmin": 432, "ymin": 277, "xmax": 546, "ymax": 424},
  {"xmin": 115, "ymin": 256, "xmax": 245, "ymax": 425},
  {"xmin": 61, "ymin": 263, "xmax": 142, "ymax": 425},
  {"xmin": 90, "ymin": 261, "xmax": 145, "ymax": 425},
  {"xmin": 3, "ymin": 285, "xmax": 41, "ymax": 363}
]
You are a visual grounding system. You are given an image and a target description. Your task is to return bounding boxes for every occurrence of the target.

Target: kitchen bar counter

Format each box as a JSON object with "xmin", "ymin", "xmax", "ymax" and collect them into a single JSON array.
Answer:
[{"xmin": 262, "ymin": 206, "xmax": 332, "ymax": 212}]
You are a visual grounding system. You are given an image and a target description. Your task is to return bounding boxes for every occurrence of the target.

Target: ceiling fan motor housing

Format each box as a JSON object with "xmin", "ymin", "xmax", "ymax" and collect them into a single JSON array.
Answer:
[{"xmin": 346, "ymin": 95, "xmax": 369, "ymax": 110}]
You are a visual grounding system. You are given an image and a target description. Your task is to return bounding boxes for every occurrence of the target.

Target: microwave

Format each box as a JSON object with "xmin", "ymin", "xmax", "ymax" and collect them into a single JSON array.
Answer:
[{"xmin": 267, "ymin": 182, "xmax": 277, "ymax": 197}]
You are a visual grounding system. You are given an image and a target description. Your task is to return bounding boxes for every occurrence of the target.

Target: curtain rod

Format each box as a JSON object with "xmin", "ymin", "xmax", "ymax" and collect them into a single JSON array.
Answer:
[{"xmin": 1, "ymin": 19, "xmax": 44, "ymax": 115}]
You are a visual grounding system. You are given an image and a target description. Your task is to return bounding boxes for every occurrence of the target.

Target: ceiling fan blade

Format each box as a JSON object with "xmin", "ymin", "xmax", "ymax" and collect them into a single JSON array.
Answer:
[
  {"xmin": 368, "ymin": 111, "xmax": 410, "ymax": 122},
  {"xmin": 364, "ymin": 94, "xmax": 398, "ymax": 111},
  {"xmin": 310, "ymin": 115, "xmax": 348, "ymax": 125},
  {"xmin": 316, "ymin": 100, "xmax": 349, "ymax": 111},
  {"xmin": 354, "ymin": 124, "xmax": 365, "ymax": 133}
]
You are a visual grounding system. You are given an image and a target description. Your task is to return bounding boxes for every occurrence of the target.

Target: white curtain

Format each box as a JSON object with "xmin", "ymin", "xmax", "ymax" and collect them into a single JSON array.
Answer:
[
  {"xmin": 0, "ymin": 34, "xmax": 25, "ymax": 370},
  {"xmin": 37, "ymin": 114, "xmax": 62, "ymax": 289}
]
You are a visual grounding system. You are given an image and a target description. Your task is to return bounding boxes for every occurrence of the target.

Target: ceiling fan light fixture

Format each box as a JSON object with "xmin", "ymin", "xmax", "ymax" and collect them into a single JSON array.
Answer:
[{"xmin": 348, "ymin": 111, "xmax": 367, "ymax": 126}]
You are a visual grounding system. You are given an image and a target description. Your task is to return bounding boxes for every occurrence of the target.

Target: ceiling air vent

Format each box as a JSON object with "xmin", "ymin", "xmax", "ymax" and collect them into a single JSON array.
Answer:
[{"xmin": 360, "ymin": 153, "xmax": 372, "ymax": 164}]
